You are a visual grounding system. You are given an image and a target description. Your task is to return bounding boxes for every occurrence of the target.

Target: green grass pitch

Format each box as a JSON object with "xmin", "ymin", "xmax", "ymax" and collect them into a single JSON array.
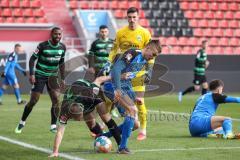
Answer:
[{"xmin": 1, "ymin": 94, "xmax": 240, "ymax": 160}]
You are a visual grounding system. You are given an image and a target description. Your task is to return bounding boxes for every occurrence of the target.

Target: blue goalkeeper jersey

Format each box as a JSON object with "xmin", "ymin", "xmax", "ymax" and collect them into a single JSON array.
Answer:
[
  {"xmin": 4, "ymin": 52, "xmax": 25, "ymax": 77},
  {"xmin": 191, "ymin": 92, "xmax": 227, "ymax": 118},
  {"xmin": 110, "ymin": 49, "xmax": 147, "ymax": 90}
]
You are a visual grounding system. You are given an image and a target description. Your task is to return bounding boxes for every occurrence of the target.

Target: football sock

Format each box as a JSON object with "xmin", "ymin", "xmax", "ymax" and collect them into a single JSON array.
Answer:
[
  {"xmin": 137, "ymin": 100, "xmax": 147, "ymax": 131},
  {"xmin": 21, "ymin": 104, "xmax": 33, "ymax": 121},
  {"xmin": 102, "ymin": 123, "xmax": 124, "ymax": 138},
  {"xmin": 119, "ymin": 116, "xmax": 134, "ymax": 149},
  {"xmin": 14, "ymin": 88, "xmax": 21, "ymax": 103},
  {"xmin": 201, "ymin": 88, "xmax": 207, "ymax": 95},
  {"xmin": 182, "ymin": 86, "xmax": 195, "ymax": 95},
  {"xmin": 90, "ymin": 123, "xmax": 103, "ymax": 135},
  {"xmin": 105, "ymin": 119, "xmax": 121, "ymax": 145},
  {"xmin": 222, "ymin": 119, "xmax": 233, "ymax": 135},
  {"xmin": 51, "ymin": 106, "xmax": 59, "ymax": 125}
]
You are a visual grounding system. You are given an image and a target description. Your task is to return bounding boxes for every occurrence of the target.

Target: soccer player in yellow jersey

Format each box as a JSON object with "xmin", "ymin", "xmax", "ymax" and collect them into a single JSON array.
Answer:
[{"xmin": 109, "ymin": 7, "xmax": 152, "ymax": 141}]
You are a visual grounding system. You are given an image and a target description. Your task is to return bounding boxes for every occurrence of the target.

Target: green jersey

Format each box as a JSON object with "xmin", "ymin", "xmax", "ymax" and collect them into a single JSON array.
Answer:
[
  {"xmin": 194, "ymin": 48, "xmax": 207, "ymax": 76},
  {"xmin": 32, "ymin": 40, "xmax": 66, "ymax": 77},
  {"xmin": 88, "ymin": 38, "xmax": 114, "ymax": 74}
]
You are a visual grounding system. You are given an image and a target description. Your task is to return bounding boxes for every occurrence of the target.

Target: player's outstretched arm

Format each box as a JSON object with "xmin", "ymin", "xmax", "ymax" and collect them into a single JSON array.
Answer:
[
  {"xmin": 225, "ymin": 96, "xmax": 240, "ymax": 103},
  {"xmin": 48, "ymin": 125, "xmax": 65, "ymax": 158}
]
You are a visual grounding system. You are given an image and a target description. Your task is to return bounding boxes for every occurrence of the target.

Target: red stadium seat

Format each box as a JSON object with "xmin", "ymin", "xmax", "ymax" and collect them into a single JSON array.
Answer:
[
  {"xmin": 235, "ymin": 29, "xmax": 240, "ymax": 37},
  {"xmin": 13, "ymin": 8, "xmax": 23, "ymax": 17},
  {"xmin": 161, "ymin": 46, "xmax": 169, "ymax": 54},
  {"xmin": 219, "ymin": 20, "xmax": 228, "ymax": 28},
  {"xmin": 69, "ymin": 1, "xmax": 78, "ymax": 9},
  {"xmin": 139, "ymin": 19, "xmax": 149, "ymax": 27},
  {"xmin": 188, "ymin": 37, "xmax": 198, "ymax": 46},
  {"xmin": 214, "ymin": 11, "xmax": 224, "ymax": 19},
  {"xmin": 15, "ymin": 17, "xmax": 25, "ymax": 23},
  {"xmin": 218, "ymin": 38, "xmax": 229, "ymax": 46},
  {"xmin": 129, "ymin": 1, "xmax": 141, "ymax": 9},
  {"xmin": 213, "ymin": 29, "xmax": 223, "ymax": 37},
  {"xmin": 234, "ymin": 11, "xmax": 240, "ymax": 20},
  {"xmin": 182, "ymin": 46, "xmax": 193, "ymax": 54},
  {"xmin": 37, "ymin": 17, "xmax": 47, "ymax": 23},
  {"xmin": 203, "ymin": 28, "xmax": 213, "ymax": 37},
  {"xmin": 0, "ymin": 0, "xmax": 10, "ymax": 7},
  {"xmin": 25, "ymin": 17, "xmax": 36, "ymax": 23},
  {"xmin": 178, "ymin": 37, "xmax": 188, "ymax": 46},
  {"xmin": 89, "ymin": 1, "xmax": 99, "ymax": 9},
  {"xmin": 159, "ymin": 37, "xmax": 167, "ymax": 46},
  {"xmin": 224, "ymin": 29, "xmax": 234, "ymax": 37},
  {"xmin": 21, "ymin": 0, "xmax": 30, "ymax": 8},
  {"xmin": 212, "ymin": 47, "xmax": 224, "ymax": 54},
  {"xmin": 194, "ymin": 28, "xmax": 203, "ymax": 37},
  {"xmin": 139, "ymin": 10, "xmax": 145, "ymax": 19},
  {"xmin": 209, "ymin": 20, "xmax": 218, "ymax": 28},
  {"xmin": 5, "ymin": 17, "xmax": 14, "ymax": 23},
  {"xmin": 33, "ymin": 9, "xmax": 44, "ymax": 17},
  {"xmin": 189, "ymin": 19, "xmax": 198, "ymax": 27},
  {"xmin": 180, "ymin": 2, "xmax": 189, "ymax": 10},
  {"xmin": 209, "ymin": 37, "xmax": 219, "ymax": 46},
  {"xmin": 189, "ymin": 2, "xmax": 199, "ymax": 10},
  {"xmin": 98, "ymin": 1, "xmax": 109, "ymax": 9},
  {"xmin": 229, "ymin": 20, "xmax": 239, "ymax": 28},
  {"xmin": 0, "ymin": 17, "xmax": 3, "ymax": 23},
  {"xmin": 210, "ymin": 3, "xmax": 218, "ymax": 11},
  {"xmin": 198, "ymin": 19, "xmax": 208, "ymax": 28},
  {"xmin": 228, "ymin": 3, "xmax": 238, "ymax": 11},
  {"xmin": 2, "ymin": 8, "xmax": 12, "ymax": 17},
  {"xmin": 23, "ymin": 8, "xmax": 33, "ymax": 17},
  {"xmin": 172, "ymin": 46, "xmax": 182, "ymax": 54},
  {"xmin": 194, "ymin": 11, "xmax": 204, "ymax": 19},
  {"xmin": 119, "ymin": 1, "xmax": 129, "ymax": 9},
  {"xmin": 166, "ymin": 37, "xmax": 177, "ymax": 46},
  {"xmin": 229, "ymin": 38, "xmax": 239, "ymax": 46},
  {"xmin": 110, "ymin": 1, "xmax": 118, "ymax": 10},
  {"xmin": 184, "ymin": 11, "xmax": 194, "ymax": 19},
  {"xmin": 199, "ymin": 2, "xmax": 209, "ymax": 10},
  {"xmin": 219, "ymin": 3, "xmax": 228, "ymax": 11},
  {"xmin": 224, "ymin": 11, "xmax": 234, "ymax": 19},
  {"xmin": 79, "ymin": 1, "xmax": 89, "ymax": 9},
  {"xmin": 204, "ymin": 11, "xmax": 214, "ymax": 19},
  {"xmin": 31, "ymin": 0, "xmax": 41, "ymax": 8},
  {"xmin": 234, "ymin": 47, "xmax": 240, "ymax": 54},
  {"xmin": 114, "ymin": 10, "xmax": 125, "ymax": 19},
  {"xmin": 224, "ymin": 47, "xmax": 234, "ymax": 54},
  {"xmin": 11, "ymin": 0, "xmax": 20, "ymax": 8}
]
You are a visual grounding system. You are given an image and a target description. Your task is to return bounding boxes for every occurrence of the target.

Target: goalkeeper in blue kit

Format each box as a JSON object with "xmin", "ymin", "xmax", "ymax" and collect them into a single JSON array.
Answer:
[{"xmin": 189, "ymin": 79, "xmax": 240, "ymax": 139}]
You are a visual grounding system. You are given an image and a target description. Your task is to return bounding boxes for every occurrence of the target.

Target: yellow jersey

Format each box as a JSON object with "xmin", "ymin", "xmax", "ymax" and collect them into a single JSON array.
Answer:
[{"xmin": 109, "ymin": 25, "xmax": 153, "ymax": 91}]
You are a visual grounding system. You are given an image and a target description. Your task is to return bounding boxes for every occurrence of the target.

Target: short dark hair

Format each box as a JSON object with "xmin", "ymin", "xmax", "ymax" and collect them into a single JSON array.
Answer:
[
  {"xmin": 51, "ymin": 26, "xmax": 61, "ymax": 34},
  {"xmin": 99, "ymin": 25, "xmax": 108, "ymax": 30},
  {"xmin": 127, "ymin": 7, "xmax": 139, "ymax": 14},
  {"xmin": 146, "ymin": 39, "xmax": 162, "ymax": 54},
  {"xmin": 209, "ymin": 79, "xmax": 224, "ymax": 91},
  {"xmin": 14, "ymin": 43, "xmax": 21, "ymax": 48}
]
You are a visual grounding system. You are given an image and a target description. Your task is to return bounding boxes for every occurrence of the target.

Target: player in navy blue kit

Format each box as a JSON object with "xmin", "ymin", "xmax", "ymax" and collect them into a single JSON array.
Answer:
[
  {"xmin": 103, "ymin": 40, "xmax": 162, "ymax": 154},
  {"xmin": 0, "ymin": 44, "xmax": 26, "ymax": 105},
  {"xmin": 189, "ymin": 79, "xmax": 240, "ymax": 139}
]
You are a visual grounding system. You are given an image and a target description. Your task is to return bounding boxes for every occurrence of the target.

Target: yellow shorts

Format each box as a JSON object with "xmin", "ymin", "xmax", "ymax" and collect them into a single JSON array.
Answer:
[{"xmin": 132, "ymin": 76, "xmax": 146, "ymax": 92}]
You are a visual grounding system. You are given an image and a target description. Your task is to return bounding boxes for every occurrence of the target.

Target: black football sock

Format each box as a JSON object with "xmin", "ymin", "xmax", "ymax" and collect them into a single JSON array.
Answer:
[
  {"xmin": 51, "ymin": 106, "xmax": 59, "ymax": 125},
  {"xmin": 105, "ymin": 119, "xmax": 121, "ymax": 145},
  {"xmin": 182, "ymin": 86, "xmax": 195, "ymax": 95},
  {"xmin": 90, "ymin": 123, "xmax": 103, "ymax": 135},
  {"xmin": 21, "ymin": 104, "xmax": 34, "ymax": 121}
]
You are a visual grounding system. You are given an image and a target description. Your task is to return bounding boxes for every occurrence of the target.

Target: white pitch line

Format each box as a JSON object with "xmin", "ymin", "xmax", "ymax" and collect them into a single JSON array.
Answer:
[
  {"xmin": 133, "ymin": 146, "xmax": 240, "ymax": 152},
  {"xmin": 148, "ymin": 110, "xmax": 240, "ymax": 122},
  {"xmin": 0, "ymin": 136, "xmax": 86, "ymax": 160}
]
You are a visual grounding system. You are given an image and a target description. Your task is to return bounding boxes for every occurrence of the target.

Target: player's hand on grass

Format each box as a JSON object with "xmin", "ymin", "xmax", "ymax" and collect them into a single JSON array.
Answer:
[
  {"xmin": 48, "ymin": 152, "xmax": 58, "ymax": 158},
  {"xmin": 29, "ymin": 75, "xmax": 35, "ymax": 85}
]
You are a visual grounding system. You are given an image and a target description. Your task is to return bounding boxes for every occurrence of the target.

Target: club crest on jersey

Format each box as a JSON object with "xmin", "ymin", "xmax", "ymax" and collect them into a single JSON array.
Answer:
[
  {"xmin": 58, "ymin": 50, "xmax": 63, "ymax": 55},
  {"xmin": 136, "ymin": 35, "xmax": 142, "ymax": 41},
  {"xmin": 8, "ymin": 56, "xmax": 13, "ymax": 61},
  {"xmin": 34, "ymin": 48, "xmax": 39, "ymax": 54},
  {"xmin": 125, "ymin": 53, "xmax": 133, "ymax": 63}
]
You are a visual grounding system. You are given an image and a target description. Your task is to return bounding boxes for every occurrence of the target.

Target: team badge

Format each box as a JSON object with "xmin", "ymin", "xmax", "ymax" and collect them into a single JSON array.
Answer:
[
  {"xmin": 34, "ymin": 48, "xmax": 39, "ymax": 54},
  {"xmin": 137, "ymin": 35, "xmax": 142, "ymax": 41},
  {"xmin": 125, "ymin": 53, "xmax": 133, "ymax": 62}
]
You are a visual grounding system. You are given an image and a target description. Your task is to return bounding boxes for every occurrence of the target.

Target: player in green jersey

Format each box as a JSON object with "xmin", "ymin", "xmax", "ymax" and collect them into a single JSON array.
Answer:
[
  {"xmin": 179, "ymin": 40, "xmax": 209, "ymax": 102},
  {"xmin": 15, "ymin": 27, "xmax": 66, "ymax": 133}
]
